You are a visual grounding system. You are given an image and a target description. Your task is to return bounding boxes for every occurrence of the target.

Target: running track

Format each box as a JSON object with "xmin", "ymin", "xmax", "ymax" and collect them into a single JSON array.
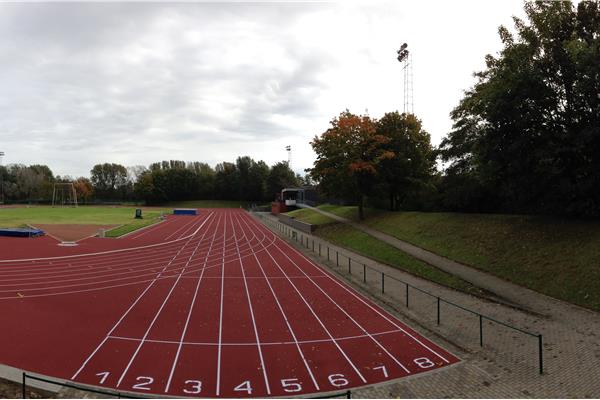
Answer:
[{"xmin": 0, "ymin": 209, "xmax": 459, "ymax": 397}]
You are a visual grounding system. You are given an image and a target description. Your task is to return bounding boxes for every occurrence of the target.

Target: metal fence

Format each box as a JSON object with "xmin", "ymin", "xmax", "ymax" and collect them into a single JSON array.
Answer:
[
  {"xmin": 258, "ymin": 214, "xmax": 544, "ymax": 375},
  {"xmin": 21, "ymin": 372, "xmax": 351, "ymax": 399}
]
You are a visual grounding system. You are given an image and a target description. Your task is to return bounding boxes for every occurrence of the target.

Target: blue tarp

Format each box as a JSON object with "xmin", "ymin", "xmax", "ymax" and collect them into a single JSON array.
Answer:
[
  {"xmin": 0, "ymin": 228, "xmax": 45, "ymax": 237},
  {"xmin": 173, "ymin": 208, "xmax": 198, "ymax": 216}
]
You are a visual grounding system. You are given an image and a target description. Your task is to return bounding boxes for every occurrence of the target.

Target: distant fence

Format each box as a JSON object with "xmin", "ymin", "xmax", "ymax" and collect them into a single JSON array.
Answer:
[
  {"xmin": 257, "ymin": 213, "xmax": 544, "ymax": 375},
  {"xmin": 21, "ymin": 372, "xmax": 351, "ymax": 399}
]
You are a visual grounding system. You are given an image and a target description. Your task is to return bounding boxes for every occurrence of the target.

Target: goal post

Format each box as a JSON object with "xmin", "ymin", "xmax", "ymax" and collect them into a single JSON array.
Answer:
[{"xmin": 52, "ymin": 182, "xmax": 78, "ymax": 207}]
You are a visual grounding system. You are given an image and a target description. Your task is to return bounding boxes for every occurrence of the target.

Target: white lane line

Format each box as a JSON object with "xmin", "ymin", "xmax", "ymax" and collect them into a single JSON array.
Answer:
[
  {"xmin": 0, "ymin": 231, "xmax": 278, "ymax": 300},
  {"xmin": 253, "ymin": 216, "xmax": 453, "ymax": 365},
  {"xmin": 163, "ymin": 215, "xmax": 202, "ymax": 241},
  {"xmin": 1, "ymin": 212, "xmax": 214, "ymax": 264},
  {"xmin": 109, "ymin": 328, "xmax": 405, "ymax": 347},
  {"xmin": 164, "ymin": 213, "xmax": 223, "ymax": 393},
  {"xmin": 240, "ymin": 213, "xmax": 368, "ymax": 383},
  {"xmin": 267, "ymin": 239, "xmax": 411, "ymax": 373},
  {"xmin": 70, "ymin": 212, "xmax": 215, "ymax": 381},
  {"xmin": 231, "ymin": 211, "xmax": 271, "ymax": 395},
  {"xmin": 116, "ymin": 213, "xmax": 219, "ymax": 387},
  {"xmin": 215, "ymin": 211, "xmax": 227, "ymax": 397},
  {"xmin": 239, "ymin": 214, "xmax": 321, "ymax": 391}
]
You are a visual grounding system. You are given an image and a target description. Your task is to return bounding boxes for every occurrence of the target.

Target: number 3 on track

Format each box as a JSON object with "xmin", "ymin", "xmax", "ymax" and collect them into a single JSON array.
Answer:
[{"xmin": 183, "ymin": 380, "xmax": 202, "ymax": 394}]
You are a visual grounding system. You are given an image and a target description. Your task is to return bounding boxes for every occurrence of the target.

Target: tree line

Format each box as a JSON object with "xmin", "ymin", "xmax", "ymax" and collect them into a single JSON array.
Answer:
[
  {"xmin": 311, "ymin": 1, "xmax": 600, "ymax": 218},
  {"xmin": 0, "ymin": 158, "xmax": 300, "ymax": 205}
]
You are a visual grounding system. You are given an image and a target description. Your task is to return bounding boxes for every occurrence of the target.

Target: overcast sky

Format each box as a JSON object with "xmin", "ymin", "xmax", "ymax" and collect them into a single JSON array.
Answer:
[{"xmin": 0, "ymin": 0, "xmax": 525, "ymax": 178}]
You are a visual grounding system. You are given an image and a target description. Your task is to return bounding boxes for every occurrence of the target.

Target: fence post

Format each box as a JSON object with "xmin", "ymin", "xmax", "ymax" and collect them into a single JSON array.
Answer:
[
  {"xmin": 312, "ymin": 240, "xmax": 314, "ymax": 252},
  {"xmin": 327, "ymin": 247, "xmax": 330, "ymax": 260},
  {"xmin": 336, "ymin": 251, "xmax": 339, "ymax": 266},
  {"xmin": 319, "ymin": 243, "xmax": 321, "ymax": 256},
  {"xmin": 538, "ymin": 334, "xmax": 544, "ymax": 374},
  {"xmin": 22, "ymin": 372, "xmax": 26, "ymax": 399},
  {"xmin": 406, "ymin": 283, "xmax": 409, "ymax": 307},
  {"xmin": 348, "ymin": 258, "xmax": 352, "ymax": 274},
  {"xmin": 479, "ymin": 315, "xmax": 483, "ymax": 347},
  {"xmin": 437, "ymin": 297, "xmax": 440, "ymax": 325},
  {"xmin": 363, "ymin": 264, "xmax": 366, "ymax": 283},
  {"xmin": 381, "ymin": 272, "xmax": 385, "ymax": 293}
]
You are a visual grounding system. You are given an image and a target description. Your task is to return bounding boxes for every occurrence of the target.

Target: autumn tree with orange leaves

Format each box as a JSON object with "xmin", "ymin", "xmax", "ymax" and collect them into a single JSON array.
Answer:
[{"xmin": 309, "ymin": 111, "xmax": 394, "ymax": 220}]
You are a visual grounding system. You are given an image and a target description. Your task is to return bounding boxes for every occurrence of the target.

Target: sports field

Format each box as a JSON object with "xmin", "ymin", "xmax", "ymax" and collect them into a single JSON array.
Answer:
[
  {"xmin": 0, "ymin": 206, "xmax": 167, "ymax": 238},
  {"xmin": 0, "ymin": 208, "xmax": 459, "ymax": 397}
]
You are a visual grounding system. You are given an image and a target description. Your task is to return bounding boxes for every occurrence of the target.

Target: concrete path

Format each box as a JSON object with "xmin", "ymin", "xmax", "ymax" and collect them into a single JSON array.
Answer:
[{"xmin": 297, "ymin": 204, "xmax": 596, "ymax": 325}]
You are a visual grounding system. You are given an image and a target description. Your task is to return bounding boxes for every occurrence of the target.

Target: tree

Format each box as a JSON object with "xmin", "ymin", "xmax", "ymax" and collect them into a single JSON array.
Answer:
[
  {"xmin": 377, "ymin": 112, "xmax": 436, "ymax": 211},
  {"xmin": 73, "ymin": 177, "xmax": 93, "ymax": 203},
  {"xmin": 267, "ymin": 161, "xmax": 298, "ymax": 201},
  {"xmin": 90, "ymin": 163, "xmax": 128, "ymax": 200},
  {"xmin": 439, "ymin": 1, "xmax": 600, "ymax": 216},
  {"xmin": 310, "ymin": 111, "xmax": 393, "ymax": 219}
]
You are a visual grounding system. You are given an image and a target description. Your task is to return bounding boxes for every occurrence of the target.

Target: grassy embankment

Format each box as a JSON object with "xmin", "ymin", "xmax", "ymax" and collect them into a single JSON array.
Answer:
[
  {"xmin": 305, "ymin": 204, "xmax": 600, "ymax": 311},
  {"xmin": 285, "ymin": 207, "xmax": 480, "ymax": 295}
]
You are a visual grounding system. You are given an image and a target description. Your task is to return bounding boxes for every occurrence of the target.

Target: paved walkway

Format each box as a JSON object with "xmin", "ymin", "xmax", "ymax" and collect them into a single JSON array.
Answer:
[{"xmin": 255, "ymin": 212, "xmax": 600, "ymax": 398}]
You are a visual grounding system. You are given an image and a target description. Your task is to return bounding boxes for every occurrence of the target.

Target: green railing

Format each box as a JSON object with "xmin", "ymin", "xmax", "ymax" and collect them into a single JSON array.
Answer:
[{"xmin": 259, "ymin": 214, "xmax": 544, "ymax": 375}]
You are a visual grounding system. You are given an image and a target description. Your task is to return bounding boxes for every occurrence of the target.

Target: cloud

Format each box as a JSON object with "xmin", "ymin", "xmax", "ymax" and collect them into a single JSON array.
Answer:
[{"xmin": 0, "ymin": 1, "xmax": 524, "ymax": 177}]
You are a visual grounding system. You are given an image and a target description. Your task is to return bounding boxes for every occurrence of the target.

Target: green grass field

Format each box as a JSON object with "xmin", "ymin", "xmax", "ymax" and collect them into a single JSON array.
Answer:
[
  {"xmin": 0, "ymin": 206, "xmax": 169, "ymax": 237},
  {"xmin": 300, "ymin": 204, "xmax": 600, "ymax": 311}
]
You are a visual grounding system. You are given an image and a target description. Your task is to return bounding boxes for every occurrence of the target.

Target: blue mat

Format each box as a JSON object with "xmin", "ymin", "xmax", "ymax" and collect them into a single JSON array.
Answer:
[
  {"xmin": 0, "ymin": 228, "xmax": 45, "ymax": 237},
  {"xmin": 173, "ymin": 208, "xmax": 198, "ymax": 216}
]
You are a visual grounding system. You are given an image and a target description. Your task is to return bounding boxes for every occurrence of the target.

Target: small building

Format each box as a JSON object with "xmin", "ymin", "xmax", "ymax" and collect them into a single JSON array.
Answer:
[{"xmin": 271, "ymin": 186, "xmax": 318, "ymax": 215}]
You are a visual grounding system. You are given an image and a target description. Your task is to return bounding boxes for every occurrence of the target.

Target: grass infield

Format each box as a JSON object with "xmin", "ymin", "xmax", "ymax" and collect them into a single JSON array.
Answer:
[{"xmin": 0, "ymin": 206, "xmax": 168, "ymax": 238}]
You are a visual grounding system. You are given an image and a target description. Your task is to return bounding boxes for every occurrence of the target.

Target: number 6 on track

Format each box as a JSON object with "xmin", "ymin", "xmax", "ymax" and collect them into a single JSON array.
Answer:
[
  {"xmin": 281, "ymin": 378, "xmax": 302, "ymax": 392},
  {"xmin": 328, "ymin": 374, "xmax": 349, "ymax": 387}
]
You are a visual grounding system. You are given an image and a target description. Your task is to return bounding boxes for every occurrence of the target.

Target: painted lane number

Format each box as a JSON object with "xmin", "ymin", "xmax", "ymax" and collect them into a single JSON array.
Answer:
[
  {"xmin": 281, "ymin": 378, "xmax": 302, "ymax": 393},
  {"xmin": 183, "ymin": 380, "xmax": 202, "ymax": 394},
  {"xmin": 132, "ymin": 376, "xmax": 153, "ymax": 391},
  {"xmin": 96, "ymin": 372, "xmax": 110, "ymax": 385},
  {"xmin": 328, "ymin": 374, "xmax": 349, "ymax": 387},
  {"xmin": 234, "ymin": 380, "xmax": 253, "ymax": 394},
  {"xmin": 414, "ymin": 357, "xmax": 435, "ymax": 369}
]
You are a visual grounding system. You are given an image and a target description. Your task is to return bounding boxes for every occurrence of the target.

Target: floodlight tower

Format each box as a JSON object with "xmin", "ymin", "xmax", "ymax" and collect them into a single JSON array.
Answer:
[
  {"xmin": 285, "ymin": 145, "xmax": 292, "ymax": 168},
  {"xmin": 0, "ymin": 151, "xmax": 4, "ymax": 204},
  {"xmin": 396, "ymin": 43, "xmax": 414, "ymax": 114}
]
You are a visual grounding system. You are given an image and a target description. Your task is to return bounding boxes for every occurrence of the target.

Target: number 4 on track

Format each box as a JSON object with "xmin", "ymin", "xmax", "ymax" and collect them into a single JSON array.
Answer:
[{"xmin": 234, "ymin": 380, "xmax": 253, "ymax": 394}]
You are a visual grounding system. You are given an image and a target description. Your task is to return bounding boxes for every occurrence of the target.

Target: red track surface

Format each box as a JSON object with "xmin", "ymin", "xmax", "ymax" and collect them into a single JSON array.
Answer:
[{"xmin": 0, "ymin": 209, "xmax": 459, "ymax": 397}]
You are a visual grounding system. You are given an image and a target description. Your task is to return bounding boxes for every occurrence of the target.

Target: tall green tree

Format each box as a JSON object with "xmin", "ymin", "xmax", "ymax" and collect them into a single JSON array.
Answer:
[
  {"xmin": 90, "ymin": 163, "xmax": 128, "ymax": 200},
  {"xmin": 439, "ymin": 0, "xmax": 600, "ymax": 216},
  {"xmin": 377, "ymin": 112, "xmax": 436, "ymax": 211},
  {"xmin": 267, "ymin": 161, "xmax": 298, "ymax": 201},
  {"xmin": 310, "ymin": 111, "xmax": 392, "ymax": 219}
]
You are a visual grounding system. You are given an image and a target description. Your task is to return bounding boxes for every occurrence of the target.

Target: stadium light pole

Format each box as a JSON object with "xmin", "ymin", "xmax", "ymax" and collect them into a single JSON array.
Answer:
[{"xmin": 396, "ymin": 43, "xmax": 413, "ymax": 114}]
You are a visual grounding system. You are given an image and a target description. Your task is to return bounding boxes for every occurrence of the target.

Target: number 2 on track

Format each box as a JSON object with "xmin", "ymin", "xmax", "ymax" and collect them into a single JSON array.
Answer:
[{"xmin": 132, "ymin": 376, "xmax": 153, "ymax": 390}]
